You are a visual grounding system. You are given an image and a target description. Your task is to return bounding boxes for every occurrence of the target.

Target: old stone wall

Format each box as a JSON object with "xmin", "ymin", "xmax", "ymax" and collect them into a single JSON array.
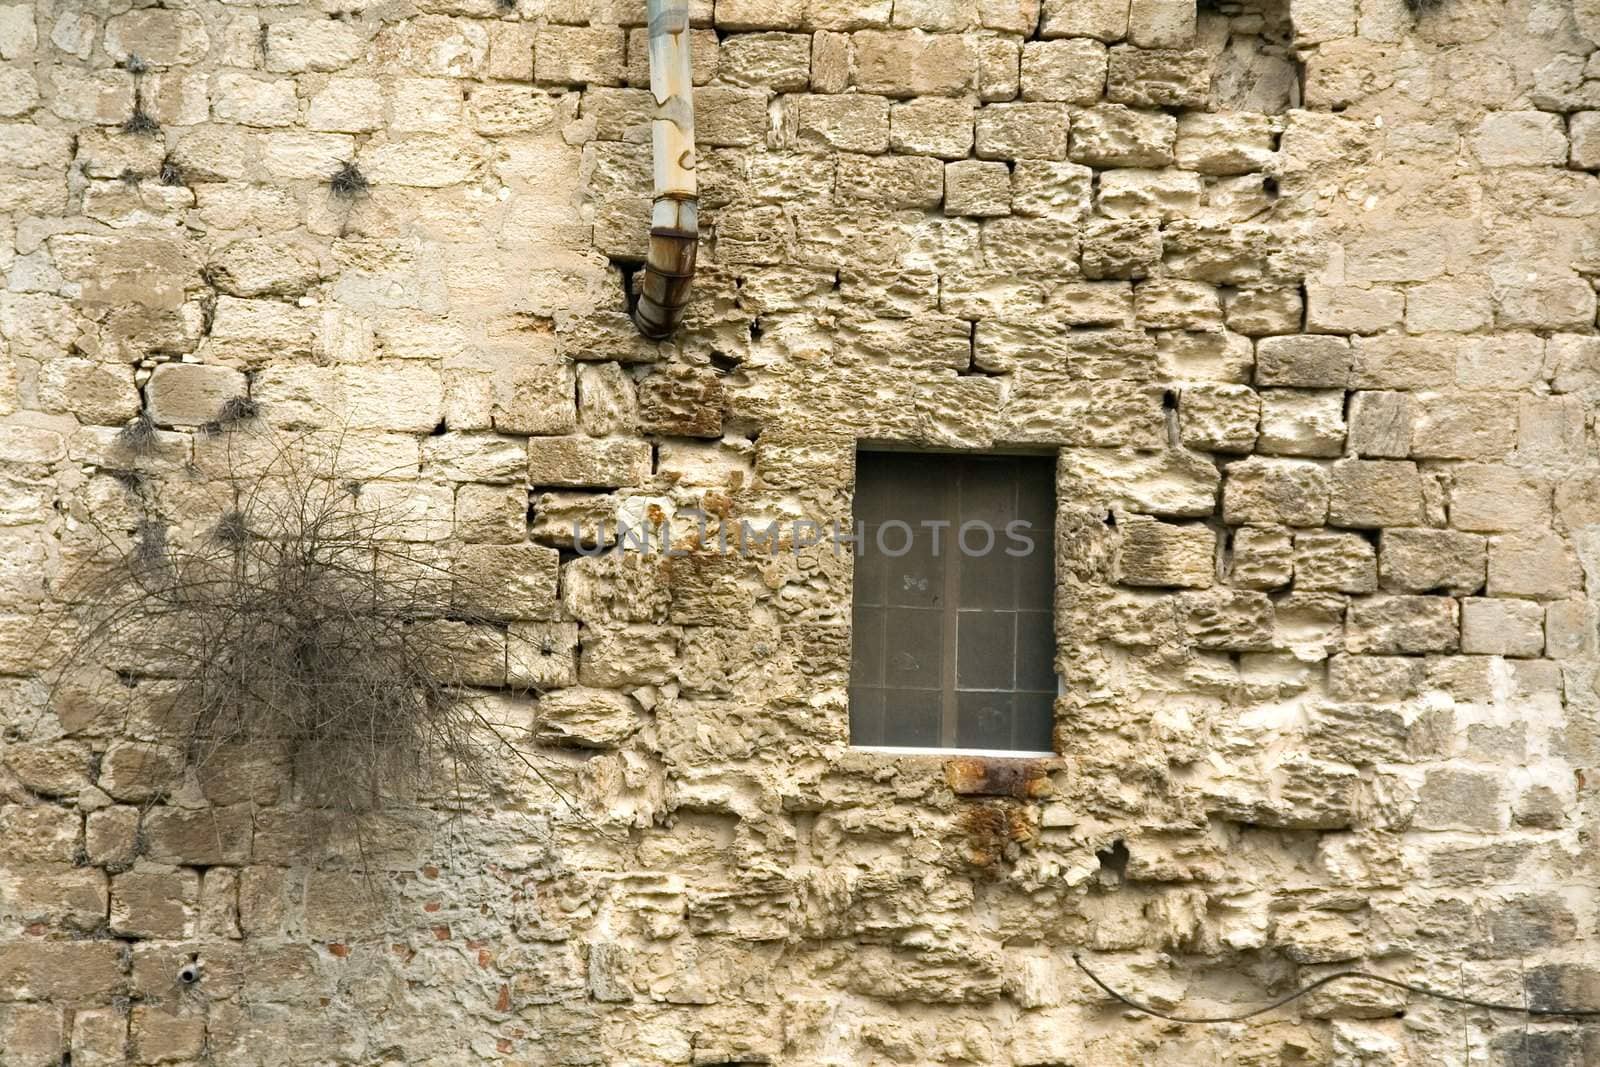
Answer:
[{"xmin": 2, "ymin": 0, "xmax": 1600, "ymax": 1063}]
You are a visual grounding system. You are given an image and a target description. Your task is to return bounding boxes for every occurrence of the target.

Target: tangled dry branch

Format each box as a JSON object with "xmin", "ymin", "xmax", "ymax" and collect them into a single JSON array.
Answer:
[{"xmin": 51, "ymin": 417, "xmax": 585, "ymax": 830}]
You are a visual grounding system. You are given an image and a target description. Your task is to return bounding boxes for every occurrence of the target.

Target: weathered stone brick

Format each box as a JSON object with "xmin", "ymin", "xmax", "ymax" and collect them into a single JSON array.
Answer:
[
  {"xmin": 1450, "ymin": 465, "xmax": 1551, "ymax": 533},
  {"xmin": 528, "ymin": 435, "xmax": 652, "ymax": 488},
  {"xmin": 1295, "ymin": 531, "xmax": 1376, "ymax": 593},
  {"xmin": 1180, "ymin": 589, "xmax": 1274, "ymax": 650},
  {"xmin": 1256, "ymin": 335, "xmax": 1351, "ymax": 388},
  {"xmin": 1329, "ymin": 459, "xmax": 1423, "ymax": 528},
  {"xmin": 453, "ymin": 543, "xmax": 560, "ymax": 620},
  {"xmin": 1069, "ymin": 103, "xmax": 1175, "ymax": 168},
  {"xmin": 836, "ymin": 152, "xmax": 944, "ymax": 208},
  {"xmin": 1097, "ymin": 167, "xmax": 1202, "ymax": 220},
  {"xmin": 1487, "ymin": 530, "xmax": 1582, "ymax": 599},
  {"xmin": 1257, "ymin": 389, "xmax": 1346, "ymax": 458},
  {"xmin": 1116, "ymin": 516, "xmax": 1214, "ymax": 588},
  {"xmin": 1224, "ymin": 287, "xmax": 1302, "ymax": 336},
  {"xmin": 976, "ymin": 102, "xmax": 1070, "ymax": 160},
  {"xmin": 1346, "ymin": 595, "xmax": 1459, "ymax": 654},
  {"xmin": 1460, "ymin": 597, "xmax": 1545, "ymax": 657},
  {"xmin": 1080, "ymin": 218, "xmax": 1161, "ymax": 278},
  {"xmin": 890, "ymin": 98, "xmax": 974, "ymax": 158},
  {"xmin": 1178, "ymin": 383, "xmax": 1259, "ymax": 453},
  {"xmin": 264, "ymin": 17, "xmax": 366, "ymax": 73},
  {"xmin": 695, "ymin": 85, "xmax": 770, "ymax": 146},
  {"xmin": 111, "ymin": 868, "xmax": 199, "ymax": 939},
  {"xmin": 1345, "ymin": 391, "xmax": 1411, "ymax": 458},
  {"xmin": 1411, "ymin": 393, "xmax": 1519, "ymax": 460},
  {"xmin": 1472, "ymin": 111, "xmax": 1568, "ymax": 166},
  {"xmin": 1020, "ymin": 39, "xmax": 1107, "ymax": 104},
  {"xmin": 0, "ymin": 942, "xmax": 124, "ymax": 1001},
  {"xmin": 1223, "ymin": 457, "xmax": 1331, "ymax": 526},
  {"xmin": 945, "ymin": 159, "xmax": 1012, "ymax": 216},
  {"xmin": 1011, "ymin": 159, "xmax": 1093, "ymax": 221},
  {"xmin": 1174, "ymin": 111, "xmax": 1274, "ymax": 175},
  {"xmin": 719, "ymin": 32, "xmax": 811, "ymax": 90},
  {"xmin": 851, "ymin": 30, "xmax": 978, "ymax": 97},
  {"xmin": 718, "ymin": 0, "xmax": 805, "ymax": 29},
  {"xmin": 535, "ymin": 26, "xmax": 625, "ymax": 85},
  {"xmin": 1105, "ymin": 46, "xmax": 1210, "ymax": 108},
  {"xmin": 1413, "ymin": 767, "xmax": 1507, "ymax": 831},
  {"xmin": 534, "ymin": 687, "xmax": 642, "ymax": 747},
  {"xmin": 142, "ymin": 805, "xmax": 252, "ymax": 866},
  {"xmin": 1040, "ymin": 0, "xmax": 1127, "ymax": 39},
  {"xmin": 1230, "ymin": 525, "xmax": 1293, "ymax": 590},
  {"xmin": 794, "ymin": 93, "xmax": 890, "ymax": 152},
  {"xmin": 976, "ymin": 35, "xmax": 1021, "ymax": 101},
  {"xmin": 638, "ymin": 366, "xmax": 726, "ymax": 437},
  {"xmin": 1379, "ymin": 528, "xmax": 1486, "ymax": 594}
]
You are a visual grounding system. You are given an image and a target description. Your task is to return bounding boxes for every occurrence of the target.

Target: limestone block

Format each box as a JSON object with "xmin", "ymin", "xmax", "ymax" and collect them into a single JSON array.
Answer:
[
  {"xmin": 976, "ymin": 102, "xmax": 1070, "ymax": 160},
  {"xmin": 207, "ymin": 237, "xmax": 321, "ymax": 298},
  {"xmin": 507, "ymin": 621, "xmax": 580, "ymax": 689},
  {"xmin": 945, "ymin": 159, "xmax": 1012, "ymax": 216},
  {"xmin": 1550, "ymin": 334, "xmax": 1600, "ymax": 397},
  {"xmin": 105, "ymin": 7, "xmax": 210, "ymax": 65},
  {"xmin": 1378, "ymin": 528, "xmax": 1485, "ymax": 594},
  {"xmin": 1040, "ymin": 0, "xmax": 1127, "ymax": 40},
  {"xmin": 837, "ymin": 152, "xmax": 944, "ymax": 208},
  {"xmin": 578, "ymin": 363, "xmax": 638, "ymax": 437},
  {"xmin": 1223, "ymin": 457, "xmax": 1331, "ymax": 526},
  {"xmin": 1491, "ymin": 269, "xmax": 1596, "ymax": 332},
  {"xmin": 535, "ymin": 26, "xmax": 625, "ymax": 85},
  {"xmin": 1225, "ymin": 286, "xmax": 1303, "ymax": 336},
  {"xmin": 1106, "ymin": 46, "xmax": 1210, "ymax": 108},
  {"xmin": 72, "ymin": 1008, "xmax": 127, "ymax": 1066},
  {"xmin": 1546, "ymin": 600, "xmax": 1597, "ymax": 659},
  {"xmin": 1345, "ymin": 595, "xmax": 1458, "ymax": 654},
  {"xmin": 454, "ymin": 543, "xmax": 560, "ymax": 620},
  {"xmin": 1020, "ymin": 39, "xmax": 1107, "ymax": 104},
  {"xmin": 1305, "ymin": 283, "xmax": 1403, "ymax": 334},
  {"xmin": 718, "ymin": 0, "xmax": 805, "ymax": 29},
  {"xmin": 1571, "ymin": 111, "xmax": 1600, "ymax": 168},
  {"xmin": 1258, "ymin": 389, "xmax": 1346, "ymax": 457},
  {"xmin": 850, "ymin": 30, "xmax": 979, "ymax": 97},
  {"xmin": 144, "ymin": 363, "xmax": 246, "ymax": 427},
  {"xmin": 1060, "ymin": 447, "xmax": 1220, "ymax": 517},
  {"xmin": 1403, "ymin": 277, "xmax": 1493, "ymax": 333},
  {"xmin": 1472, "ymin": 112, "xmax": 1567, "ymax": 166},
  {"xmin": 1179, "ymin": 383, "xmax": 1258, "ymax": 453},
  {"xmin": 455, "ymin": 484, "xmax": 527, "ymax": 544},
  {"xmin": 890, "ymin": 98, "xmax": 975, "ymax": 158},
  {"xmin": 528, "ymin": 436, "xmax": 652, "ymax": 488},
  {"xmin": 1097, "ymin": 167, "xmax": 1202, "ymax": 220},
  {"xmin": 1327, "ymin": 653, "xmax": 1426, "ymax": 702},
  {"xmin": 1345, "ymin": 391, "xmax": 1411, "ymax": 458},
  {"xmin": 1081, "ymin": 218, "xmax": 1161, "ymax": 278},
  {"xmin": 1232, "ymin": 525, "xmax": 1293, "ymax": 589},
  {"xmin": 264, "ymin": 17, "xmax": 367, "ymax": 73},
  {"xmin": 1348, "ymin": 336, "xmax": 1450, "ymax": 390},
  {"xmin": 210, "ymin": 71, "xmax": 297, "ymax": 127},
  {"xmin": 141, "ymin": 805, "xmax": 252, "ymax": 866},
  {"xmin": 579, "ymin": 623, "xmax": 680, "ymax": 685},
  {"xmin": 85, "ymin": 807, "xmax": 139, "ymax": 868},
  {"xmin": 1129, "ymin": 0, "xmax": 1196, "ymax": 47},
  {"xmin": 1413, "ymin": 768, "xmax": 1507, "ymax": 831},
  {"xmin": 1290, "ymin": 0, "xmax": 1355, "ymax": 43},
  {"xmin": 695, "ymin": 86, "xmax": 769, "ymax": 146},
  {"xmin": 804, "ymin": 0, "xmax": 893, "ymax": 30},
  {"xmin": 111, "ymin": 868, "xmax": 198, "ymax": 939},
  {"xmin": 0, "ymin": 943, "xmax": 125, "ymax": 1002},
  {"xmin": 422, "ymin": 434, "xmax": 527, "ymax": 484},
  {"xmin": 980, "ymin": 0, "xmax": 1040, "ymax": 33},
  {"xmin": 1515, "ymin": 396, "xmax": 1586, "ymax": 465},
  {"xmin": 1460, "ymin": 597, "xmax": 1545, "ymax": 657},
  {"xmin": 37, "ymin": 359, "xmax": 141, "ymax": 425},
  {"xmin": 1255, "ymin": 334, "xmax": 1351, "ymax": 388},
  {"xmin": 1116, "ymin": 516, "xmax": 1215, "ymax": 588},
  {"xmin": 1487, "ymin": 530, "xmax": 1582, "ymax": 599},
  {"xmin": 487, "ymin": 22, "xmax": 536, "ymax": 81},
  {"xmin": 638, "ymin": 366, "xmax": 725, "ymax": 437},
  {"xmin": 720, "ymin": 32, "xmax": 812, "ymax": 90},
  {"xmin": 1294, "ymin": 531, "xmax": 1376, "ymax": 593},
  {"xmin": 1328, "ymin": 459, "xmax": 1422, "ymax": 528},
  {"xmin": 795, "ymin": 93, "xmax": 890, "ymax": 152},
  {"xmin": 976, "ymin": 35, "xmax": 1021, "ymax": 101},
  {"xmin": 1410, "ymin": 393, "xmax": 1517, "ymax": 460},
  {"xmin": 1070, "ymin": 103, "xmax": 1176, "ymax": 167},
  {"xmin": 1174, "ymin": 111, "xmax": 1275, "ymax": 175},
  {"xmin": 1011, "ymin": 159, "xmax": 1093, "ymax": 221},
  {"xmin": 534, "ymin": 687, "xmax": 642, "ymax": 747},
  {"xmin": 1180, "ymin": 589, "xmax": 1274, "ymax": 650},
  {"xmin": 0, "ymin": 5, "xmax": 36, "ymax": 60},
  {"xmin": 892, "ymin": 0, "xmax": 979, "ymax": 29},
  {"xmin": 1455, "ymin": 333, "xmax": 1544, "ymax": 391},
  {"xmin": 1450, "ymin": 465, "xmax": 1551, "ymax": 533}
]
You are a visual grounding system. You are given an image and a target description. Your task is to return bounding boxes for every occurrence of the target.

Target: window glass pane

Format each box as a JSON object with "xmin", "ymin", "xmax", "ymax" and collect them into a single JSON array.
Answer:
[
  {"xmin": 883, "ymin": 689, "xmax": 940, "ymax": 747},
  {"xmin": 848, "ymin": 450, "xmax": 1057, "ymax": 753}
]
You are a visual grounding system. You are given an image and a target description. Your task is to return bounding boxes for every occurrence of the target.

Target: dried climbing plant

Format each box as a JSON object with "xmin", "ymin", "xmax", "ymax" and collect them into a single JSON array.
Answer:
[{"xmin": 50, "ymin": 413, "xmax": 584, "ymax": 837}]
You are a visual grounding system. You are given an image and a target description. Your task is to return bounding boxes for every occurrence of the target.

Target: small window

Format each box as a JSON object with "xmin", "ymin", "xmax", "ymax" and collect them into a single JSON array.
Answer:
[{"xmin": 848, "ymin": 450, "xmax": 1056, "ymax": 754}]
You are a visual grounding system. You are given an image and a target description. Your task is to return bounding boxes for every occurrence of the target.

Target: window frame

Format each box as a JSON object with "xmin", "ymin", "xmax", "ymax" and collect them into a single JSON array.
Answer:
[{"xmin": 846, "ymin": 445, "xmax": 1061, "ymax": 758}]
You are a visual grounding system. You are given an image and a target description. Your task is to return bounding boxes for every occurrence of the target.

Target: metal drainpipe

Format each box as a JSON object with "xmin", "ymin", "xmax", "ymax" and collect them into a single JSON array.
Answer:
[{"xmin": 631, "ymin": 0, "xmax": 698, "ymax": 340}]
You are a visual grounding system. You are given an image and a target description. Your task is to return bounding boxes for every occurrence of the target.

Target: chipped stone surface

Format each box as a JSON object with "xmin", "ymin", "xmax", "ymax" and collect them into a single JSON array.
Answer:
[{"xmin": 0, "ymin": 2, "xmax": 1595, "ymax": 1064}]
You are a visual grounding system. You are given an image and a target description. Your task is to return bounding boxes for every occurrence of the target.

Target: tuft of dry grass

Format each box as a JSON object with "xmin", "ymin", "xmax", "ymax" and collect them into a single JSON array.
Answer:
[
  {"xmin": 53, "ymin": 422, "xmax": 581, "ymax": 831},
  {"xmin": 329, "ymin": 160, "xmax": 370, "ymax": 200}
]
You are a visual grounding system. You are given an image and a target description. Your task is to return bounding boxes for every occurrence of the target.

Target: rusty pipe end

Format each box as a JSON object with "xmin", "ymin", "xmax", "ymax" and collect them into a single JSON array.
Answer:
[{"xmin": 631, "ymin": 227, "xmax": 698, "ymax": 341}]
